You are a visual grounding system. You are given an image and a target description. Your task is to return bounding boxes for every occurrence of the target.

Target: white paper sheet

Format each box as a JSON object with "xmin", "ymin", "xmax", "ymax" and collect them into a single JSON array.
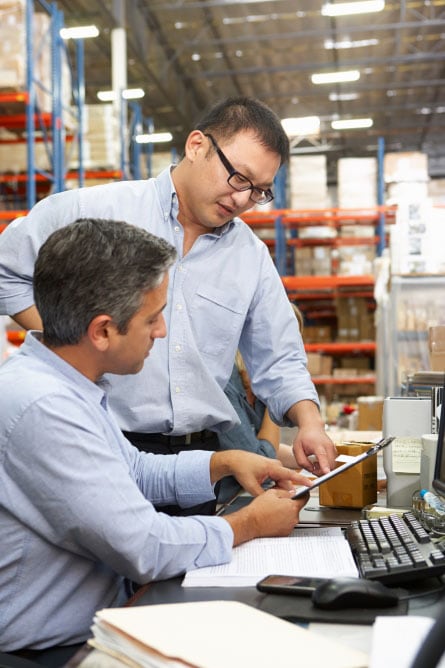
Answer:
[{"xmin": 183, "ymin": 527, "xmax": 359, "ymax": 587}]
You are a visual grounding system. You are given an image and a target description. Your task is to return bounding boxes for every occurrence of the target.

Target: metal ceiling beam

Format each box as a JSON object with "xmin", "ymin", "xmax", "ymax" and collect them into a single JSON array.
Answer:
[
  {"xmin": 189, "ymin": 50, "xmax": 445, "ymax": 79},
  {"xmin": 182, "ymin": 19, "xmax": 445, "ymax": 49}
]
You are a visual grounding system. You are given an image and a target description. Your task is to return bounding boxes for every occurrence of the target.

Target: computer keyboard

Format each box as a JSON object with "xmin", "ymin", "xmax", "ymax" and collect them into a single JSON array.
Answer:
[{"xmin": 346, "ymin": 512, "xmax": 445, "ymax": 585}]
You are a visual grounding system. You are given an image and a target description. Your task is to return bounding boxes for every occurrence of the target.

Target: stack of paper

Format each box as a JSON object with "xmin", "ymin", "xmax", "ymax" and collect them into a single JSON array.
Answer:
[
  {"xmin": 90, "ymin": 600, "xmax": 368, "ymax": 668},
  {"xmin": 183, "ymin": 528, "xmax": 358, "ymax": 587}
]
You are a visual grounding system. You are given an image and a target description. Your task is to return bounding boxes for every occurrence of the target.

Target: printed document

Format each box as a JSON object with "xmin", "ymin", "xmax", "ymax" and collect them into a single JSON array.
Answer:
[{"xmin": 183, "ymin": 527, "xmax": 358, "ymax": 587}]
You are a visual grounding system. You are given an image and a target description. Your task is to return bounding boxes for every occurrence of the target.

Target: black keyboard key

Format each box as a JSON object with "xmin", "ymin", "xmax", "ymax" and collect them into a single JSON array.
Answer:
[{"xmin": 347, "ymin": 512, "xmax": 445, "ymax": 585}]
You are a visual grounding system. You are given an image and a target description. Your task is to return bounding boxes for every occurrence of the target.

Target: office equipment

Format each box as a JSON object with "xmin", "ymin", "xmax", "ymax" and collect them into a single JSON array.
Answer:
[
  {"xmin": 382, "ymin": 396, "xmax": 432, "ymax": 507},
  {"xmin": 433, "ymin": 374, "xmax": 445, "ymax": 498},
  {"xmin": 293, "ymin": 436, "xmax": 394, "ymax": 499},
  {"xmin": 311, "ymin": 577, "xmax": 399, "ymax": 610},
  {"xmin": 370, "ymin": 614, "xmax": 445, "ymax": 668},
  {"xmin": 89, "ymin": 600, "xmax": 368, "ymax": 668},
  {"xmin": 345, "ymin": 511, "xmax": 445, "ymax": 585},
  {"xmin": 256, "ymin": 574, "xmax": 329, "ymax": 596}
]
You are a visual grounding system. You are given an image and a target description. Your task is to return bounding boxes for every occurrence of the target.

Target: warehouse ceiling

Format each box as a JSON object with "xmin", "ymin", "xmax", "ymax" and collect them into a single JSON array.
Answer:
[{"xmin": 56, "ymin": 0, "xmax": 445, "ymax": 179}]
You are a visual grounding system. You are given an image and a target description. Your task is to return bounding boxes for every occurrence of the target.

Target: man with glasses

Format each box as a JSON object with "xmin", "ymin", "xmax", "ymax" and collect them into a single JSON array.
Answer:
[{"xmin": 0, "ymin": 96, "xmax": 336, "ymax": 515}]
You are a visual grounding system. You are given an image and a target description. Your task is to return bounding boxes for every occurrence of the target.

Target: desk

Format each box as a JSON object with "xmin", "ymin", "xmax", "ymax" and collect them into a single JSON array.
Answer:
[{"xmin": 68, "ymin": 494, "xmax": 445, "ymax": 668}]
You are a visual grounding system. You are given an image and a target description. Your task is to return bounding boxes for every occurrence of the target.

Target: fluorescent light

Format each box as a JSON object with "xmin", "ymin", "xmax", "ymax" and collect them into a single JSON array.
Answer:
[
  {"xmin": 60, "ymin": 25, "xmax": 99, "ymax": 39},
  {"xmin": 97, "ymin": 88, "xmax": 145, "ymax": 101},
  {"xmin": 281, "ymin": 116, "xmax": 320, "ymax": 136},
  {"xmin": 331, "ymin": 118, "xmax": 373, "ymax": 129},
  {"xmin": 322, "ymin": 1, "xmax": 384, "ymax": 17},
  {"xmin": 324, "ymin": 38, "xmax": 379, "ymax": 49},
  {"xmin": 311, "ymin": 70, "xmax": 360, "ymax": 85},
  {"xmin": 135, "ymin": 132, "xmax": 173, "ymax": 144},
  {"xmin": 329, "ymin": 92, "xmax": 359, "ymax": 101}
]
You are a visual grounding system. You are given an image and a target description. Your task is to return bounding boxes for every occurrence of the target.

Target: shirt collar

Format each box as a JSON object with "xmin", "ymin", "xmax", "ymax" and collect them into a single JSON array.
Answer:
[
  {"xmin": 23, "ymin": 331, "xmax": 107, "ymax": 405},
  {"xmin": 156, "ymin": 165, "xmax": 238, "ymax": 236}
]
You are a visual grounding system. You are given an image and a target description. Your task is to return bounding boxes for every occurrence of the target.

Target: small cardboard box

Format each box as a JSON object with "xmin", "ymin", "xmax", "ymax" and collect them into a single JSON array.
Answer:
[
  {"xmin": 319, "ymin": 443, "xmax": 377, "ymax": 509},
  {"xmin": 429, "ymin": 326, "xmax": 445, "ymax": 372},
  {"xmin": 357, "ymin": 396, "xmax": 384, "ymax": 431}
]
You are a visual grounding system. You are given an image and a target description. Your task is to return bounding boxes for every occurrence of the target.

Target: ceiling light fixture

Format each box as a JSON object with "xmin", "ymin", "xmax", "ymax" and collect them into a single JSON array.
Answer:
[
  {"xmin": 311, "ymin": 70, "xmax": 360, "ymax": 85},
  {"xmin": 97, "ymin": 88, "xmax": 145, "ymax": 101},
  {"xmin": 331, "ymin": 118, "xmax": 373, "ymax": 129},
  {"xmin": 281, "ymin": 116, "xmax": 320, "ymax": 136},
  {"xmin": 324, "ymin": 38, "xmax": 379, "ymax": 49},
  {"xmin": 321, "ymin": 1, "xmax": 384, "ymax": 17},
  {"xmin": 135, "ymin": 132, "xmax": 173, "ymax": 144},
  {"xmin": 329, "ymin": 92, "xmax": 359, "ymax": 101},
  {"xmin": 60, "ymin": 25, "xmax": 99, "ymax": 39}
]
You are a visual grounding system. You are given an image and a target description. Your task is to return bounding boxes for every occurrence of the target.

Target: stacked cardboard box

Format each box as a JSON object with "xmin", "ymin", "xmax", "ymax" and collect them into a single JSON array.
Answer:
[
  {"xmin": 337, "ymin": 158, "xmax": 377, "ymax": 209},
  {"xmin": 336, "ymin": 297, "xmax": 375, "ymax": 342},
  {"xmin": 68, "ymin": 104, "xmax": 120, "ymax": 170},
  {"xmin": 288, "ymin": 155, "xmax": 329, "ymax": 209},
  {"xmin": 389, "ymin": 201, "xmax": 445, "ymax": 275},
  {"xmin": 0, "ymin": 1, "xmax": 72, "ymax": 119},
  {"xmin": 293, "ymin": 246, "xmax": 332, "ymax": 276}
]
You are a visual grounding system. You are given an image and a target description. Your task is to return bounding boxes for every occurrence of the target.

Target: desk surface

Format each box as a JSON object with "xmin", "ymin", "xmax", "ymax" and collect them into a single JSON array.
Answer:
[{"xmin": 68, "ymin": 493, "xmax": 445, "ymax": 668}]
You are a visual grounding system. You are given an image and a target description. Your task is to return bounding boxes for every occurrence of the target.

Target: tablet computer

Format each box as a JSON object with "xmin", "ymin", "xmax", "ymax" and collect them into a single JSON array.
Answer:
[{"xmin": 292, "ymin": 436, "xmax": 394, "ymax": 499}]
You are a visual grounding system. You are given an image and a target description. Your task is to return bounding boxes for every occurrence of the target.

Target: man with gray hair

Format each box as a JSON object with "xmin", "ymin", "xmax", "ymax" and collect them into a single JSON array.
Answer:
[{"xmin": 0, "ymin": 218, "xmax": 308, "ymax": 663}]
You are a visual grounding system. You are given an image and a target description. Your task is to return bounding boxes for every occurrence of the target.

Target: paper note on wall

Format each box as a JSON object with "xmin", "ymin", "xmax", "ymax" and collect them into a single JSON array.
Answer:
[{"xmin": 391, "ymin": 437, "xmax": 422, "ymax": 474}]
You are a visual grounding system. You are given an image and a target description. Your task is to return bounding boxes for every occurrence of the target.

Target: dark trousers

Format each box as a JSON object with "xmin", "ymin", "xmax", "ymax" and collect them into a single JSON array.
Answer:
[
  {"xmin": 123, "ymin": 430, "xmax": 220, "ymax": 516},
  {"xmin": 6, "ymin": 643, "xmax": 84, "ymax": 667}
]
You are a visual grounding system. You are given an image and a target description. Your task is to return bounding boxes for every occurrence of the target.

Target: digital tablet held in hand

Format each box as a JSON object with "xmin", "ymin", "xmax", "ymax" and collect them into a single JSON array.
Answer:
[{"xmin": 292, "ymin": 436, "xmax": 394, "ymax": 500}]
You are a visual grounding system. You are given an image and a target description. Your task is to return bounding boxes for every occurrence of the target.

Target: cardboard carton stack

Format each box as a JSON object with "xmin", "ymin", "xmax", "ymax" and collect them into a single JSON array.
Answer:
[
  {"xmin": 288, "ymin": 155, "xmax": 330, "ymax": 209},
  {"xmin": 389, "ymin": 200, "xmax": 445, "ymax": 275},
  {"xmin": 0, "ymin": 0, "xmax": 72, "ymax": 119},
  {"xmin": 68, "ymin": 104, "xmax": 120, "ymax": 170},
  {"xmin": 337, "ymin": 157, "xmax": 377, "ymax": 208},
  {"xmin": 385, "ymin": 151, "xmax": 429, "ymax": 204}
]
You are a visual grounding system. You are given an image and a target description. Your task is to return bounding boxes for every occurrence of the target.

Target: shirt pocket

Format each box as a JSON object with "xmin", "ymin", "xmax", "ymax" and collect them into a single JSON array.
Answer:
[{"xmin": 192, "ymin": 285, "xmax": 246, "ymax": 358}]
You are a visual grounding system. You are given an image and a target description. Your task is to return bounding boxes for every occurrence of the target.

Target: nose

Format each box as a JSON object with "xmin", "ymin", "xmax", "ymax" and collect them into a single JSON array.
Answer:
[
  {"xmin": 154, "ymin": 313, "xmax": 167, "ymax": 339},
  {"xmin": 230, "ymin": 188, "xmax": 253, "ymax": 211}
]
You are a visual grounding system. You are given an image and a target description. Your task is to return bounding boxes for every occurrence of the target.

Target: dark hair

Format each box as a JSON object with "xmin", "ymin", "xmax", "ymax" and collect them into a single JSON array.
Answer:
[
  {"xmin": 34, "ymin": 218, "xmax": 176, "ymax": 346},
  {"xmin": 194, "ymin": 96, "xmax": 289, "ymax": 166}
]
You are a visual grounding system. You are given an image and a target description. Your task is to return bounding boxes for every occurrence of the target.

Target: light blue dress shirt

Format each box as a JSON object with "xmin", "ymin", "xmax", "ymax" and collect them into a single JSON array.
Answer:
[
  {"xmin": 0, "ymin": 333, "xmax": 233, "ymax": 650},
  {"xmin": 0, "ymin": 167, "xmax": 318, "ymax": 434}
]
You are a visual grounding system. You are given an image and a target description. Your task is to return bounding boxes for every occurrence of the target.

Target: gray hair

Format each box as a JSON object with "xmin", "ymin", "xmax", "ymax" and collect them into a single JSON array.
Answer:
[{"xmin": 34, "ymin": 218, "xmax": 176, "ymax": 346}]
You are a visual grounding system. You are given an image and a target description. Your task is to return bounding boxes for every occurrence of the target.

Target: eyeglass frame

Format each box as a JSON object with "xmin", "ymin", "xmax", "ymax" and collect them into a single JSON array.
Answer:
[{"xmin": 204, "ymin": 133, "xmax": 274, "ymax": 205}]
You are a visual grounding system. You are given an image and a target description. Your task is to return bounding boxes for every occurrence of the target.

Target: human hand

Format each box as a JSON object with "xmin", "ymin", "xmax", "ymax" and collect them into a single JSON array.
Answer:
[
  {"xmin": 210, "ymin": 450, "xmax": 311, "ymax": 497},
  {"xmin": 224, "ymin": 488, "xmax": 309, "ymax": 545},
  {"xmin": 292, "ymin": 425, "xmax": 337, "ymax": 475}
]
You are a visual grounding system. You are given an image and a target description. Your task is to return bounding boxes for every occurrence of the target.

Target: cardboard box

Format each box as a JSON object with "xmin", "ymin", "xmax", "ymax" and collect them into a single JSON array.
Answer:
[
  {"xmin": 429, "ymin": 326, "xmax": 445, "ymax": 372},
  {"xmin": 319, "ymin": 443, "xmax": 377, "ymax": 509},
  {"xmin": 357, "ymin": 396, "xmax": 384, "ymax": 430}
]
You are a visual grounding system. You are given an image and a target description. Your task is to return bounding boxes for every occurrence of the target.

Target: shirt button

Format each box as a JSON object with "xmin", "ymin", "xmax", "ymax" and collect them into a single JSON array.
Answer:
[
  {"xmin": 176, "ymin": 304, "xmax": 183, "ymax": 311},
  {"xmin": 174, "ymin": 226, "xmax": 180, "ymax": 233},
  {"xmin": 178, "ymin": 264, "xmax": 184, "ymax": 272},
  {"xmin": 175, "ymin": 386, "xmax": 181, "ymax": 393},
  {"xmin": 175, "ymin": 345, "xmax": 181, "ymax": 352}
]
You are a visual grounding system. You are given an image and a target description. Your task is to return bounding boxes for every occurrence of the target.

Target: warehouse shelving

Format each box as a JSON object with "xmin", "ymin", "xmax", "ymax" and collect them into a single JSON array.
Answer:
[{"xmin": 242, "ymin": 205, "xmax": 396, "ymax": 397}]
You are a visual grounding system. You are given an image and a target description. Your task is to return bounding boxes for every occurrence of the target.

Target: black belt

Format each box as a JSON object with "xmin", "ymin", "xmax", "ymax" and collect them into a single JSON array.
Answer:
[{"xmin": 123, "ymin": 429, "xmax": 215, "ymax": 447}]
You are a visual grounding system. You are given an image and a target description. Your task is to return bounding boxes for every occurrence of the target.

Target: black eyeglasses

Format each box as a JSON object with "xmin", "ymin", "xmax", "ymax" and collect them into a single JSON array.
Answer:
[{"xmin": 204, "ymin": 133, "xmax": 274, "ymax": 205}]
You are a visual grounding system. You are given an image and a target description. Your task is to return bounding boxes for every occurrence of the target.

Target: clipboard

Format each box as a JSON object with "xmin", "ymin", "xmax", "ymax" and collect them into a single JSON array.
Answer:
[{"xmin": 293, "ymin": 436, "xmax": 394, "ymax": 499}]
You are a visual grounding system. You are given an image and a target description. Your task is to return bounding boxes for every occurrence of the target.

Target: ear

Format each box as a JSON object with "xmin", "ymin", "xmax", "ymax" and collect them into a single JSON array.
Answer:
[
  {"xmin": 87, "ymin": 314, "xmax": 115, "ymax": 352},
  {"xmin": 184, "ymin": 130, "xmax": 206, "ymax": 163}
]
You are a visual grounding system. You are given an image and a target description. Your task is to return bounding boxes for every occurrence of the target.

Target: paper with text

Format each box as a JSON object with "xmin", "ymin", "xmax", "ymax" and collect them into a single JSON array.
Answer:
[
  {"xmin": 183, "ymin": 527, "xmax": 359, "ymax": 587},
  {"xmin": 391, "ymin": 437, "xmax": 422, "ymax": 474}
]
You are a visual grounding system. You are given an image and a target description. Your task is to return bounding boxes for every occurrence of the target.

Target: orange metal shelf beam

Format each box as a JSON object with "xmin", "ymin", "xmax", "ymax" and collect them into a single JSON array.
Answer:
[
  {"xmin": 312, "ymin": 375, "xmax": 376, "ymax": 385},
  {"xmin": 0, "ymin": 112, "xmax": 52, "ymax": 129},
  {"xmin": 282, "ymin": 275, "xmax": 374, "ymax": 291},
  {"xmin": 0, "ymin": 170, "xmax": 123, "ymax": 183},
  {"xmin": 0, "ymin": 91, "xmax": 29, "ymax": 104},
  {"xmin": 305, "ymin": 342, "xmax": 376, "ymax": 354}
]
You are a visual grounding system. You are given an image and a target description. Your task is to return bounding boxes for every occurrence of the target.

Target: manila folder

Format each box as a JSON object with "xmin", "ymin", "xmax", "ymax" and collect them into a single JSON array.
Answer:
[{"xmin": 91, "ymin": 600, "xmax": 367, "ymax": 668}]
